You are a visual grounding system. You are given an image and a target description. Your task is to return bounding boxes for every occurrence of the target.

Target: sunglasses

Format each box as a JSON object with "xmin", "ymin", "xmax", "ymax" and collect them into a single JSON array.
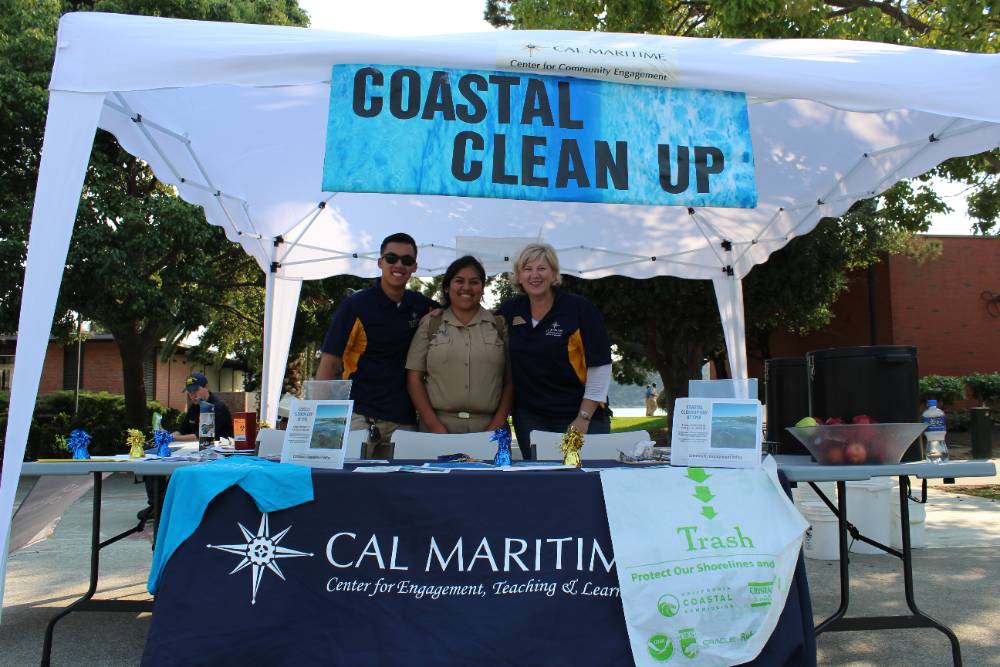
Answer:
[{"xmin": 381, "ymin": 252, "xmax": 416, "ymax": 267}]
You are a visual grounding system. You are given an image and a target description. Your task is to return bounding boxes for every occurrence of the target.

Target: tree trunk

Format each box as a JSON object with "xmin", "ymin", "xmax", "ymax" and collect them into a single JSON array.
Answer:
[
  {"xmin": 283, "ymin": 351, "xmax": 306, "ymax": 397},
  {"xmin": 113, "ymin": 330, "xmax": 151, "ymax": 430},
  {"xmin": 711, "ymin": 348, "xmax": 731, "ymax": 379},
  {"xmin": 648, "ymin": 328, "xmax": 709, "ymax": 422}
]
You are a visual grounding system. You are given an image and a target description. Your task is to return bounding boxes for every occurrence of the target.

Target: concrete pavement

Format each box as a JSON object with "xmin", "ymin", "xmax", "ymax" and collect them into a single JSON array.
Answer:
[{"xmin": 2, "ymin": 470, "xmax": 1000, "ymax": 665}]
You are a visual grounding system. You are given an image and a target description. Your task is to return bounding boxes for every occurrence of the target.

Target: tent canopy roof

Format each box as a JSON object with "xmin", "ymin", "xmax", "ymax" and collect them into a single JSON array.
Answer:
[{"xmin": 52, "ymin": 12, "xmax": 1000, "ymax": 281}]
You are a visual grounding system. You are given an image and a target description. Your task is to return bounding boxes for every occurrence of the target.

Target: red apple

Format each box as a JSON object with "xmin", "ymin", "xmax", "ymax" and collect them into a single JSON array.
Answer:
[
  {"xmin": 823, "ymin": 444, "xmax": 845, "ymax": 465},
  {"xmin": 851, "ymin": 414, "xmax": 875, "ymax": 424},
  {"xmin": 844, "ymin": 441, "xmax": 868, "ymax": 464},
  {"xmin": 825, "ymin": 416, "xmax": 845, "ymax": 426}
]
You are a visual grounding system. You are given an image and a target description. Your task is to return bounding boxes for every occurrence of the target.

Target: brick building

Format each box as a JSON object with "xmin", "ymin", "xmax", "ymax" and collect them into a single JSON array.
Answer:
[
  {"xmin": 0, "ymin": 334, "xmax": 249, "ymax": 412},
  {"xmin": 757, "ymin": 235, "xmax": 1000, "ymax": 407}
]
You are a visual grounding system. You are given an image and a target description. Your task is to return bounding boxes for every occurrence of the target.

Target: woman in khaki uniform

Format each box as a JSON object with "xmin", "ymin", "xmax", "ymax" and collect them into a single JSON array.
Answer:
[{"xmin": 406, "ymin": 256, "xmax": 513, "ymax": 433}]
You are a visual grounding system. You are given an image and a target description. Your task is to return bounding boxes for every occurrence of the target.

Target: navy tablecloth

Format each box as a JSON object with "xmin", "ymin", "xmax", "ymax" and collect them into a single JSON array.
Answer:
[{"xmin": 142, "ymin": 466, "xmax": 815, "ymax": 666}]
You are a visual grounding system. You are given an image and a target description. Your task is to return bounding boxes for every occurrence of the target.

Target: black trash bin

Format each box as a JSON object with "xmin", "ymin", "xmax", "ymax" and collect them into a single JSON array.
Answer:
[
  {"xmin": 807, "ymin": 345, "xmax": 921, "ymax": 461},
  {"xmin": 764, "ymin": 357, "xmax": 810, "ymax": 455}
]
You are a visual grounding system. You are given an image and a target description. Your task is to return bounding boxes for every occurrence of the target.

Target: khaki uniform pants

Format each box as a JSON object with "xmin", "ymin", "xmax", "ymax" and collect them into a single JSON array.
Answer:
[
  {"xmin": 645, "ymin": 397, "xmax": 657, "ymax": 416},
  {"xmin": 350, "ymin": 413, "xmax": 414, "ymax": 459}
]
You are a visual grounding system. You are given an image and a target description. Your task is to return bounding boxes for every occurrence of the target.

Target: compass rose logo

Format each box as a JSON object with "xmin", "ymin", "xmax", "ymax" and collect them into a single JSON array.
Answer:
[
  {"xmin": 207, "ymin": 512, "xmax": 313, "ymax": 605},
  {"xmin": 522, "ymin": 43, "xmax": 545, "ymax": 57}
]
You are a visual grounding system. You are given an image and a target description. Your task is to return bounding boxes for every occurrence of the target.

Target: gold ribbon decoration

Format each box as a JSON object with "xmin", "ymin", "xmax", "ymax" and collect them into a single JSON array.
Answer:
[
  {"xmin": 561, "ymin": 426, "xmax": 584, "ymax": 468},
  {"xmin": 126, "ymin": 428, "xmax": 146, "ymax": 459}
]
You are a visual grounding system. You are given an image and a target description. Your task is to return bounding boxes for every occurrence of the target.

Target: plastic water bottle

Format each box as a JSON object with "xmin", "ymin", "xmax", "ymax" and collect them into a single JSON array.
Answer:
[
  {"xmin": 922, "ymin": 399, "xmax": 949, "ymax": 464},
  {"xmin": 198, "ymin": 400, "xmax": 216, "ymax": 450}
]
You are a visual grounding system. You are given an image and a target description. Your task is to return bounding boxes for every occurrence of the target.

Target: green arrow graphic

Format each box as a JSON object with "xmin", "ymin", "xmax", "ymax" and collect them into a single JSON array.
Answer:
[
  {"xmin": 686, "ymin": 468, "xmax": 711, "ymax": 483},
  {"xmin": 701, "ymin": 506, "xmax": 717, "ymax": 520},
  {"xmin": 693, "ymin": 486, "xmax": 715, "ymax": 503}
]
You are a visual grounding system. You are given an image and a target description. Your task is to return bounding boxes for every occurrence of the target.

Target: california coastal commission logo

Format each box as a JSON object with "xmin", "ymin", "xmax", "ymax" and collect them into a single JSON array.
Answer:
[
  {"xmin": 207, "ymin": 512, "xmax": 314, "ymax": 604},
  {"xmin": 657, "ymin": 593, "xmax": 680, "ymax": 617}
]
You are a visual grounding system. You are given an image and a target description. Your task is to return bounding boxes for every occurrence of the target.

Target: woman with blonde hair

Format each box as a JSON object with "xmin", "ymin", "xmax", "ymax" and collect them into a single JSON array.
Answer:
[{"xmin": 496, "ymin": 243, "xmax": 613, "ymax": 459}]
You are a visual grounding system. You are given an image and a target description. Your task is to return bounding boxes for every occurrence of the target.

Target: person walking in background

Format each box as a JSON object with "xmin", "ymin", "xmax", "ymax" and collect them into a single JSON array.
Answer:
[
  {"xmin": 406, "ymin": 256, "xmax": 513, "ymax": 434},
  {"xmin": 497, "ymin": 243, "xmax": 613, "ymax": 460},
  {"xmin": 645, "ymin": 382, "xmax": 658, "ymax": 416},
  {"xmin": 315, "ymin": 232, "xmax": 437, "ymax": 457}
]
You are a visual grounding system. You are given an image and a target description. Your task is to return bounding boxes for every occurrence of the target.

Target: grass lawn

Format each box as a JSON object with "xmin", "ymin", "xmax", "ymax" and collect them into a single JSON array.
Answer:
[
  {"xmin": 611, "ymin": 416, "xmax": 670, "ymax": 433},
  {"xmin": 949, "ymin": 485, "xmax": 1000, "ymax": 501}
]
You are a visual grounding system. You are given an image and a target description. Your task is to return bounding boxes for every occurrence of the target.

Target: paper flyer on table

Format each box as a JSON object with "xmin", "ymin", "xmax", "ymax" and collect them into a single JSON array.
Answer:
[
  {"xmin": 670, "ymin": 398, "xmax": 762, "ymax": 468},
  {"xmin": 280, "ymin": 400, "xmax": 353, "ymax": 469},
  {"xmin": 600, "ymin": 458, "xmax": 807, "ymax": 666}
]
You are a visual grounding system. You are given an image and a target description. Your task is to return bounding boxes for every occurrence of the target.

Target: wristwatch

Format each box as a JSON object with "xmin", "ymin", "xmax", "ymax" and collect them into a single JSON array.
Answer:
[{"xmin": 578, "ymin": 409, "xmax": 592, "ymax": 421}]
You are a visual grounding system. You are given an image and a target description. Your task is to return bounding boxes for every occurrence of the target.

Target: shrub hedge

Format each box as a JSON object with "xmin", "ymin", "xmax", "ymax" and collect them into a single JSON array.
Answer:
[
  {"xmin": 965, "ymin": 372, "xmax": 1000, "ymax": 406},
  {"xmin": 918, "ymin": 375, "xmax": 967, "ymax": 405},
  {"xmin": 0, "ymin": 391, "xmax": 181, "ymax": 461}
]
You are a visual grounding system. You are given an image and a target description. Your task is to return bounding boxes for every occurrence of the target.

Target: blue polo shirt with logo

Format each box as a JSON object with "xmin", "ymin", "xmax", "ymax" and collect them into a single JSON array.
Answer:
[
  {"xmin": 321, "ymin": 281, "xmax": 436, "ymax": 424},
  {"xmin": 497, "ymin": 290, "xmax": 612, "ymax": 419}
]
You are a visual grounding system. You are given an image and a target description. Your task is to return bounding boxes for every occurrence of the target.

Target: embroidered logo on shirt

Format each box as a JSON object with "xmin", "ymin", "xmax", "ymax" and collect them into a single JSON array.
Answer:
[{"xmin": 545, "ymin": 321, "xmax": 564, "ymax": 337}]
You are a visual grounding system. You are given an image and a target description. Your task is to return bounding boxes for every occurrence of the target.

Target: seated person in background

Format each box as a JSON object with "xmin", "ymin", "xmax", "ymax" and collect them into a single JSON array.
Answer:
[
  {"xmin": 138, "ymin": 372, "xmax": 234, "ymax": 522},
  {"xmin": 172, "ymin": 372, "xmax": 234, "ymax": 441},
  {"xmin": 406, "ymin": 255, "xmax": 513, "ymax": 434}
]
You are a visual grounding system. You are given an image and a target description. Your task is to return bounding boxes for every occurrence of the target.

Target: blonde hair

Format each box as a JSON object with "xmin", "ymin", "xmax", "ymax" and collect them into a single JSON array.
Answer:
[{"xmin": 511, "ymin": 242, "xmax": 561, "ymax": 294}]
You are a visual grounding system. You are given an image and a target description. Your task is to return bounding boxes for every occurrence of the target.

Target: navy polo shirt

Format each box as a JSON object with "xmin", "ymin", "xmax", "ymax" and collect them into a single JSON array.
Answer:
[
  {"xmin": 497, "ymin": 290, "xmax": 612, "ymax": 419},
  {"xmin": 177, "ymin": 393, "xmax": 234, "ymax": 438},
  {"xmin": 321, "ymin": 280, "xmax": 436, "ymax": 424}
]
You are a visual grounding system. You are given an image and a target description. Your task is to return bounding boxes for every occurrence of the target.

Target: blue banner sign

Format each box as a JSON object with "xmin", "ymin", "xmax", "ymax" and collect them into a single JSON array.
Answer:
[{"xmin": 322, "ymin": 64, "xmax": 757, "ymax": 208}]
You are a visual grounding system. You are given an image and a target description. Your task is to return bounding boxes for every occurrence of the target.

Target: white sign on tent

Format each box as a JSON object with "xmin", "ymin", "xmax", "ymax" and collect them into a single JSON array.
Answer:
[{"xmin": 2, "ymin": 12, "xmax": 999, "ymax": 605}]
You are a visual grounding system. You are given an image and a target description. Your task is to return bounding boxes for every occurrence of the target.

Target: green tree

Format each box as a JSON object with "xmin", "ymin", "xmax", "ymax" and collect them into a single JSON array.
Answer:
[
  {"xmin": 486, "ymin": 1, "xmax": 1000, "ymax": 231},
  {"xmin": 484, "ymin": 0, "xmax": 977, "ymax": 411},
  {"xmin": 0, "ymin": 0, "xmax": 60, "ymax": 334},
  {"xmin": 2, "ymin": 0, "xmax": 309, "ymax": 428}
]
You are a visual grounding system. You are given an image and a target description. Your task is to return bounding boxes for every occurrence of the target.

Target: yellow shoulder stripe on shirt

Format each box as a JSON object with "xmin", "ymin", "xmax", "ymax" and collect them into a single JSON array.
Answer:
[
  {"xmin": 567, "ymin": 329, "xmax": 587, "ymax": 386},
  {"xmin": 341, "ymin": 318, "xmax": 367, "ymax": 379}
]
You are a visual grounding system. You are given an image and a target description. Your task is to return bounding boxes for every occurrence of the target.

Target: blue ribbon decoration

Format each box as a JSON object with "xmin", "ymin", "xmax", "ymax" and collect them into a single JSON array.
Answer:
[
  {"xmin": 68, "ymin": 429, "xmax": 91, "ymax": 459},
  {"xmin": 491, "ymin": 427, "xmax": 512, "ymax": 467},
  {"xmin": 153, "ymin": 429, "xmax": 174, "ymax": 457}
]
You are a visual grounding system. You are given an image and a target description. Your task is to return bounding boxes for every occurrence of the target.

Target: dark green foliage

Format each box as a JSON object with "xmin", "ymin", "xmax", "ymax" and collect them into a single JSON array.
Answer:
[
  {"xmin": 918, "ymin": 375, "xmax": 968, "ymax": 405},
  {"xmin": 0, "ymin": 0, "xmax": 311, "ymax": 431},
  {"xmin": 965, "ymin": 373, "xmax": 1000, "ymax": 406},
  {"xmin": 0, "ymin": 391, "xmax": 180, "ymax": 460}
]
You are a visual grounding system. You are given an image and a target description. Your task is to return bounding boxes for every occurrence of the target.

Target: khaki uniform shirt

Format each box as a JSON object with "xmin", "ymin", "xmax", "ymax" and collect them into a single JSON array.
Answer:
[{"xmin": 406, "ymin": 307, "xmax": 507, "ymax": 415}]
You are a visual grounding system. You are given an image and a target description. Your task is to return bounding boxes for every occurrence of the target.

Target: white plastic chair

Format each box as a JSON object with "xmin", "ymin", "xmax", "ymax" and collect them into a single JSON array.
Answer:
[
  {"xmin": 255, "ymin": 428, "xmax": 286, "ymax": 458},
  {"xmin": 391, "ymin": 430, "xmax": 522, "ymax": 461},
  {"xmin": 344, "ymin": 430, "xmax": 367, "ymax": 460},
  {"xmin": 531, "ymin": 430, "xmax": 651, "ymax": 461}
]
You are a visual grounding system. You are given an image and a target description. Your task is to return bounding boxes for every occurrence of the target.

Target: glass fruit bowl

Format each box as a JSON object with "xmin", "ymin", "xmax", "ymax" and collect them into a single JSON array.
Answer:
[{"xmin": 785, "ymin": 423, "xmax": 926, "ymax": 465}]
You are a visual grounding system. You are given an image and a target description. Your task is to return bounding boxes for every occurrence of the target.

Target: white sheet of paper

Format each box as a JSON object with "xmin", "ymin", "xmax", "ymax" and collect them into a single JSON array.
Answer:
[
  {"xmin": 671, "ymin": 398, "xmax": 762, "ymax": 469},
  {"xmin": 280, "ymin": 399, "xmax": 353, "ymax": 469}
]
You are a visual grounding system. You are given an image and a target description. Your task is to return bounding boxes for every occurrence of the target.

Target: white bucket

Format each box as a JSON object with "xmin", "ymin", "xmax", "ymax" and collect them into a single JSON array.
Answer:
[
  {"xmin": 799, "ymin": 501, "xmax": 840, "ymax": 560},
  {"xmin": 845, "ymin": 478, "xmax": 894, "ymax": 555},
  {"xmin": 890, "ymin": 495, "xmax": 927, "ymax": 549},
  {"xmin": 793, "ymin": 481, "xmax": 837, "ymax": 506}
]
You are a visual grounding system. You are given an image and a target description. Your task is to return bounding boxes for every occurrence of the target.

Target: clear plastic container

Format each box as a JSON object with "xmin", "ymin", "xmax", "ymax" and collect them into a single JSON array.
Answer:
[{"xmin": 922, "ymin": 400, "xmax": 949, "ymax": 463}]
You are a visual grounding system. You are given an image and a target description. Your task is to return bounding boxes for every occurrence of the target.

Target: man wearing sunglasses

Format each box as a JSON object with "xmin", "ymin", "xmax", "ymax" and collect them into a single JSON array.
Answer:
[{"xmin": 316, "ymin": 233, "xmax": 438, "ymax": 457}]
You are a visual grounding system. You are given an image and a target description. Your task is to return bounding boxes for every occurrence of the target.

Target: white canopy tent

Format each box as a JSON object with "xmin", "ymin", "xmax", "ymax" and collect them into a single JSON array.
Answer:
[{"xmin": 2, "ymin": 12, "xmax": 1000, "ymax": 596}]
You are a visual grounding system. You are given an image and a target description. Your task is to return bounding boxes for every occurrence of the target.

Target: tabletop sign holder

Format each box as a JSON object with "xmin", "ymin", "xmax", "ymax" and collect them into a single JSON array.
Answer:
[
  {"xmin": 671, "ymin": 397, "xmax": 763, "ymax": 468},
  {"xmin": 280, "ymin": 399, "xmax": 354, "ymax": 469}
]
